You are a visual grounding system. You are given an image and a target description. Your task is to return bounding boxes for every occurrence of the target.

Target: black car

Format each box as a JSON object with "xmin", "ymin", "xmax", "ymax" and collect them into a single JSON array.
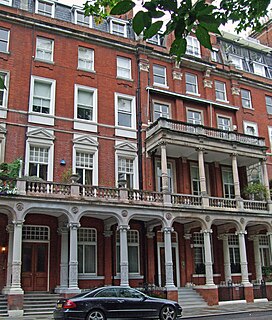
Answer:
[{"xmin": 53, "ymin": 286, "xmax": 182, "ymax": 320}]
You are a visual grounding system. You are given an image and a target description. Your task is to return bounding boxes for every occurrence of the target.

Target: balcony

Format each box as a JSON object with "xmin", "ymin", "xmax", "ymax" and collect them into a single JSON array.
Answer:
[
  {"xmin": 9, "ymin": 179, "xmax": 272, "ymax": 215},
  {"xmin": 146, "ymin": 119, "xmax": 267, "ymax": 165}
]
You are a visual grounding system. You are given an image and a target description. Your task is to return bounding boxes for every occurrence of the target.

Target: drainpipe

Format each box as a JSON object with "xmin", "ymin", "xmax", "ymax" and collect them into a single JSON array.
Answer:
[{"xmin": 136, "ymin": 48, "xmax": 143, "ymax": 190}]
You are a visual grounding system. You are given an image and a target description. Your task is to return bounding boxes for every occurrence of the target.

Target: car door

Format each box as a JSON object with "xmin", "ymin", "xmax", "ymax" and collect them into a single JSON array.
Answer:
[
  {"xmin": 92, "ymin": 287, "xmax": 125, "ymax": 318},
  {"xmin": 116, "ymin": 288, "xmax": 156, "ymax": 318}
]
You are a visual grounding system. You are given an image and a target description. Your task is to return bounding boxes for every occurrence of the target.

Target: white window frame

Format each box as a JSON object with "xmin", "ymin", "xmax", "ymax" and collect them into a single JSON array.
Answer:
[
  {"xmin": 115, "ymin": 142, "xmax": 138, "ymax": 189},
  {"xmin": 74, "ymin": 9, "xmax": 92, "ymax": 28},
  {"xmin": 78, "ymin": 228, "xmax": 97, "ymax": 276},
  {"xmin": 241, "ymin": 89, "xmax": 252, "ymax": 109},
  {"xmin": 228, "ymin": 54, "xmax": 243, "ymax": 69},
  {"xmin": 75, "ymin": 151, "xmax": 94, "ymax": 185},
  {"xmin": 186, "ymin": 108, "xmax": 202, "ymax": 125},
  {"xmin": 153, "ymin": 64, "xmax": 167, "ymax": 87},
  {"xmin": 29, "ymin": 76, "xmax": 56, "ymax": 126},
  {"xmin": 217, "ymin": 115, "xmax": 232, "ymax": 131},
  {"xmin": 155, "ymin": 159, "xmax": 175, "ymax": 193},
  {"xmin": 215, "ymin": 80, "xmax": 228, "ymax": 102},
  {"xmin": 0, "ymin": 71, "xmax": 9, "ymax": 109},
  {"xmin": 153, "ymin": 101, "xmax": 170, "ymax": 121},
  {"xmin": 185, "ymin": 73, "xmax": 199, "ymax": 95},
  {"xmin": 35, "ymin": 0, "xmax": 55, "ymax": 18},
  {"xmin": 243, "ymin": 121, "xmax": 258, "ymax": 136},
  {"xmin": 74, "ymin": 84, "xmax": 97, "ymax": 122},
  {"xmin": 266, "ymin": 96, "xmax": 272, "ymax": 114},
  {"xmin": 25, "ymin": 128, "xmax": 54, "ymax": 181},
  {"xmin": 268, "ymin": 127, "xmax": 272, "ymax": 151},
  {"xmin": 110, "ymin": 18, "xmax": 127, "ymax": 37},
  {"xmin": 73, "ymin": 135, "xmax": 99, "ymax": 186},
  {"xmin": 78, "ymin": 47, "xmax": 94, "ymax": 72},
  {"xmin": 0, "ymin": 27, "xmax": 10, "ymax": 53},
  {"xmin": 228, "ymin": 234, "xmax": 241, "ymax": 274},
  {"xmin": 117, "ymin": 56, "xmax": 131, "ymax": 80},
  {"xmin": 253, "ymin": 62, "xmax": 266, "ymax": 77},
  {"xmin": 0, "ymin": 0, "xmax": 12, "ymax": 6},
  {"xmin": 35, "ymin": 37, "xmax": 54, "ymax": 63},
  {"xmin": 186, "ymin": 36, "xmax": 201, "ymax": 57},
  {"xmin": 115, "ymin": 93, "xmax": 136, "ymax": 139},
  {"xmin": 222, "ymin": 167, "xmax": 234, "ymax": 199},
  {"xmin": 259, "ymin": 235, "xmax": 271, "ymax": 267}
]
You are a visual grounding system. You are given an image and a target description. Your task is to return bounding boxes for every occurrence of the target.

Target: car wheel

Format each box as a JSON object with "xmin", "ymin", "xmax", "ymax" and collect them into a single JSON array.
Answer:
[
  {"xmin": 160, "ymin": 305, "xmax": 177, "ymax": 320},
  {"xmin": 86, "ymin": 309, "xmax": 106, "ymax": 320}
]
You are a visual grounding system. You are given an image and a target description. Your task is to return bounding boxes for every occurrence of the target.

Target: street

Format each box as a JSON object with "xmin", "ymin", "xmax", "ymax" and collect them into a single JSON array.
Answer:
[{"xmin": 183, "ymin": 310, "xmax": 272, "ymax": 320}]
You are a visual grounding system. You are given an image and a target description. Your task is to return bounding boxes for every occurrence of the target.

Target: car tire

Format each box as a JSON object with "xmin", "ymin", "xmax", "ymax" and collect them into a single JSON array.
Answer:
[
  {"xmin": 86, "ymin": 309, "xmax": 106, "ymax": 320},
  {"xmin": 159, "ymin": 305, "xmax": 177, "ymax": 320}
]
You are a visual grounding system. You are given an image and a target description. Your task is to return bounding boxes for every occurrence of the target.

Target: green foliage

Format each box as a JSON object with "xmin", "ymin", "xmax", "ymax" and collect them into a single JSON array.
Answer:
[
  {"xmin": 0, "ymin": 159, "xmax": 21, "ymax": 180},
  {"xmin": 61, "ymin": 168, "xmax": 73, "ymax": 183},
  {"xmin": 243, "ymin": 182, "xmax": 269, "ymax": 201},
  {"xmin": 83, "ymin": 0, "xmax": 271, "ymax": 61}
]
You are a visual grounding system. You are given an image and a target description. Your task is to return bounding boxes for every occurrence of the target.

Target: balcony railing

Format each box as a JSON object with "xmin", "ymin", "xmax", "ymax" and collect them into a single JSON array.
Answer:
[
  {"xmin": 147, "ymin": 118, "xmax": 266, "ymax": 147},
  {"xmin": 9, "ymin": 179, "xmax": 272, "ymax": 214}
]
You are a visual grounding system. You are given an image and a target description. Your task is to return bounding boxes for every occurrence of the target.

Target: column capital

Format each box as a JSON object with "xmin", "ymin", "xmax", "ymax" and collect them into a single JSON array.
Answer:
[
  {"xmin": 196, "ymin": 147, "xmax": 205, "ymax": 152},
  {"xmin": 218, "ymin": 233, "xmax": 228, "ymax": 241},
  {"xmin": 6, "ymin": 224, "xmax": 14, "ymax": 233},
  {"xmin": 201, "ymin": 229, "xmax": 213, "ymax": 235},
  {"xmin": 146, "ymin": 232, "xmax": 155, "ymax": 239},
  {"xmin": 162, "ymin": 226, "xmax": 173, "ymax": 234},
  {"xmin": 118, "ymin": 225, "xmax": 130, "ymax": 232},
  {"xmin": 266, "ymin": 232, "xmax": 272, "ymax": 236},
  {"xmin": 58, "ymin": 227, "xmax": 69, "ymax": 235},
  {"xmin": 235, "ymin": 230, "xmax": 247, "ymax": 236},
  {"xmin": 12, "ymin": 220, "xmax": 24, "ymax": 227},
  {"xmin": 68, "ymin": 222, "xmax": 80, "ymax": 230},
  {"xmin": 184, "ymin": 233, "xmax": 192, "ymax": 240},
  {"xmin": 104, "ymin": 230, "xmax": 113, "ymax": 237}
]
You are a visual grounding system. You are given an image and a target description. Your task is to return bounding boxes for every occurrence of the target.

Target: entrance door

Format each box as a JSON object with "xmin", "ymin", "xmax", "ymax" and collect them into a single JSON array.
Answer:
[
  {"xmin": 158, "ymin": 244, "xmax": 180, "ymax": 287},
  {"xmin": 22, "ymin": 243, "xmax": 48, "ymax": 291}
]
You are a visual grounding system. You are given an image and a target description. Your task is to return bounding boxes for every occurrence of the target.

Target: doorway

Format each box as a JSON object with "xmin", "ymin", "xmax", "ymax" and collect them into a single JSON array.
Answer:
[
  {"xmin": 22, "ymin": 243, "xmax": 48, "ymax": 291},
  {"xmin": 157, "ymin": 243, "xmax": 180, "ymax": 287}
]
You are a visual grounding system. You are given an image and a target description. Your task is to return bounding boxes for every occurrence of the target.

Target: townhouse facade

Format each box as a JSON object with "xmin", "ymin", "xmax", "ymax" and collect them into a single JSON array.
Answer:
[{"xmin": 1, "ymin": 0, "xmax": 272, "ymax": 316}]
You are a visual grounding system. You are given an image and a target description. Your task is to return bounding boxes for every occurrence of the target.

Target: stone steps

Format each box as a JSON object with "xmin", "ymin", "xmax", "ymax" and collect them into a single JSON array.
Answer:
[
  {"xmin": 23, "ymin": 292, "xmax": 60, "ymax": 317},
  {"xmin": 178, "ymin": 287, "xmax": 208, "ymax": 309},
  {"xmin": 0, "ymin": 295, "xmax": 8, "ymax": 317}
]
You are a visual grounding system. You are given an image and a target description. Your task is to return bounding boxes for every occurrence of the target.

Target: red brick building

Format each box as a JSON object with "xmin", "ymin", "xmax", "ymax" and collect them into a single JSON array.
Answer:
[{"xmin": 1, "ymin": 0, "xmax": 272, "ymax": 316}]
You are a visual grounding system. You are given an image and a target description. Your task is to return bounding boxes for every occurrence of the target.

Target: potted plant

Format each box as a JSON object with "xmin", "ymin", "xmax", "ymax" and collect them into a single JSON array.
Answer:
[{"xmin": 243, "ymin": 182, "xmax": 269, "ymax": 201}]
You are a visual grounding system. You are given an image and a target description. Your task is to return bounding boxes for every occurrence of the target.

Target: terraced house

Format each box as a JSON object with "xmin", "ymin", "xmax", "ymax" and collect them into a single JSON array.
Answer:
[{"xmin": 1, "ymin": 0, "xmax": 272, "ymax": 316}]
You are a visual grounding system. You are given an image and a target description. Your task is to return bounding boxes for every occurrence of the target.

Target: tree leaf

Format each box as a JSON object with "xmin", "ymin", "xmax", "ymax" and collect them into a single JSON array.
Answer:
[
  {"xmin": 150, "ymin": 10, "xmax": 165, "ymax": 19},
  {"xmin": 196, "ymin": 25, "xmax": 212, "ymax": 50},
  {"xmin": 110, "ymin": 0, "xmax": 135, "ymax": 15},
  {"xmin": 170, "ymin": 37, "xmax": 187, "ymax": 59},
  {"xmin": 144, "ymin": 21, "xmax": 163, "ymax": 39},
  {"xmin": 199, "ymin": 21, "xmax": 221, "ymax": 34},
  {"xmin": 132, "ymin": 11, "xmax": 146, "ymax": 35}
]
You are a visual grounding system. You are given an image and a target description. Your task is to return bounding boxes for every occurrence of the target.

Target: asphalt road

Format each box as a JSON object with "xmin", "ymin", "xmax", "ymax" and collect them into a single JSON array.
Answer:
[{"xmin": 182, "ymin": 310, "xmax": 272, "ymax": 320}]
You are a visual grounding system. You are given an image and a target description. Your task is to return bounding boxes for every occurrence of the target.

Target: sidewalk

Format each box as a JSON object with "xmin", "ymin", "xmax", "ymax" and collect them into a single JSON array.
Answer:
[
  {"xmin": 182, "ymin": 299, "xmax": 272, "ymax": 318},
  {"xmin": 4, "ymin": 300, "xmax": 272, "ymax": 319}
]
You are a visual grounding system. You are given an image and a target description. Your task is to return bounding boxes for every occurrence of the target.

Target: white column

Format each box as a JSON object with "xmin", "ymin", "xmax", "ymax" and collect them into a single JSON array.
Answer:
[
  {"xmin": 237, "ymin": 231, "xmax": 250, "ymax": 285},
  {"xmin": 55, "ymin": 227, "xmax": 69, "ymax": 292},
  {"xmin": 267, "ymin": 232, "xmax": 272, "ymax": 259},
  {"xmin": 261, "ymin": 159, "xmax": 270, "ymax": 195},
  {"xmin": 202, "ymin": 229, "xmax": 214, "ymax": 286},
  {"xmin": 9, "ymin": 220, "xmax": 24, "ymax": 294},
  {"xmin": 119, "ymin": 225, "xmax": 130, "ymax": 287},
  {"xmin": 68, "ymin": 222, "xmax": 80, "ymax": 291},
  {"xmin": 161, "ymin": 144, "xmax": 169, "ymax": 193},
  {"xmin": 221, "ymin": 234, "xmax": 232, "ymax": 283},
  {"xmin": 198, "ymin": 148, "xmax": 207, "ymax": 195},
  {"xmin": 2, "ymin": 224, "xmax": 14, "ymax": 294},
  {"xmin": 163, "ymin": 227, "xmax": 175, "ymax": 289},
  {"xmin": 231, "ymin": 153, "xmax": 241, "ymax": 198},
  {"xmin": 253, "ymin": 236, "xmax": 262, "ymax": 283}
]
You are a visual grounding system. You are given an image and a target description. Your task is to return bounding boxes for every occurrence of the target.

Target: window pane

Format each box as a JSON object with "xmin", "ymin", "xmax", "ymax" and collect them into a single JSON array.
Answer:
[
  {"xmin": 0, "ymin": 28, "xmax": 9, "ymax": 52},
  {"xmin": 128, "ymin": 246, "xmax": 139, "ymax": 273},
  {"xmin": 78, "ymin": 245, "xmax": 83, "ymax": 273},
  {"xmin": 85, "ymin": 245, "xmax": 95, "ymax": 273},
  {"xmin": 266, "ymin": 96, "xmax": 272, "ymax": 114}
]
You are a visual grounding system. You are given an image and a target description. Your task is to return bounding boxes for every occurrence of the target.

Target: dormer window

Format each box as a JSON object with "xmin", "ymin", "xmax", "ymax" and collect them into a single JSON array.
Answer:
[
  {"xmin": 110, "ymin": 19, "xmax": 127, "ymax": 37},
  {"xmin": 0, "ymin": 0, "xmax": 12, "ymax": 6},
  {"xmin": 35, "ymin": 0, "xmax": 55, "ymax": 18},
  {"xmin": 186, "ymin": 36, "xmax": 201, "ymax": 57},
  {"xmin": 75, "ymin": 9, "xmax": 92, "ymax": 27}
]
